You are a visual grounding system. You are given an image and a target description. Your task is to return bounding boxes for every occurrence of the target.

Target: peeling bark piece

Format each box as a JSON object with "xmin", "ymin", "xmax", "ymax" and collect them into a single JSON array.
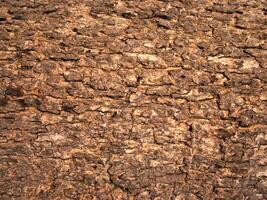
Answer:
[
  {"xmin": 260, "ymin": 91, "xmax": 267, "ymax": 101},
  {"xmin": 235, "ymin": 110, "xmax": 266, "ymax": 127},
  {"xmin": 63, "ymin": 70, "xmax": 84, "ymax": 81},
  {"xmin": 0, "ymin": 97, "xmax": 9, "ymax": 107},
  {"xmin": 121, "ymin": 11, "xmax": 138, "ymax": 18},
  {"xmin": 0, "ymin": 16, "xmax": 6, "ymax": 21},
  {"xmin": 21, "ymin": 97, "xmax": 41, "ymax": 107},
  {"xmin": 38, "ymin": 99, "xmax": 61, "ymax": 114},
  {"xmin": 49, "ymin": 53, "xmax": 80, "ymax": 61},
  {"xmin": 185, "ymin": 88, "xmax": 214, "ymax": 101},
  {"xmin": 157, "ymin": 19, "xmax": 172, "ymax": 29},
  {"xmin": 5, "ymin": 87, "xmax": 23, "ymax": 97},
  {"xmin": 206, "ymin": 5, "xmax": 242, "ymax": 14},
  {"xmin": 153, "ymin": 11, "xmax": 173, "ymax": 20},
  {"xmin": 43, "ymin": 5, "xmax": 59, "ymax": 14},
  {"xmin": 35, "ymin": 61, "xmax": 58, "ymax": 74}
]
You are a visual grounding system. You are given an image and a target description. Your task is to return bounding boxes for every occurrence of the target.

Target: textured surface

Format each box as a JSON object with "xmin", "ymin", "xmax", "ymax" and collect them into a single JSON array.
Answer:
[{"xmin": 0, "ymin": 0, "xmax": 267, "ymax": 199}]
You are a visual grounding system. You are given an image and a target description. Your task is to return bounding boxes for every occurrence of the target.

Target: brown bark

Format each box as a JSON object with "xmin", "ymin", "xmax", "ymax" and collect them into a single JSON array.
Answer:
[{"xmin": 0, "ymin": 0, "xmax": 266, "ymax": 199}]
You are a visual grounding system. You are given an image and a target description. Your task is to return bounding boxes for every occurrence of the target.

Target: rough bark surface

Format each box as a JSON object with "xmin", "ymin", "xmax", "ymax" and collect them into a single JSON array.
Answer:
[{"xmin": 0, "ymin": 0, "xmax": 266, "ymax": 199}]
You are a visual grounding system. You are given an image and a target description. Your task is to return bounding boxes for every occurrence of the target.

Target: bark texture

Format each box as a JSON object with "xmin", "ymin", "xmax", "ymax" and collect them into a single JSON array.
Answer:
[{"xmin": 0, "ymin": 0, "xmax": 266, "ymax": 199}]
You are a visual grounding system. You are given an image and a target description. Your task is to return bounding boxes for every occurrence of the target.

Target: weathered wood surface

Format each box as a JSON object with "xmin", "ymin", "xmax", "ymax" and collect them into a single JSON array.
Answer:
[{"xmin": 0, "ymin": 0, "xmax": 266, "ymax": 199}]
